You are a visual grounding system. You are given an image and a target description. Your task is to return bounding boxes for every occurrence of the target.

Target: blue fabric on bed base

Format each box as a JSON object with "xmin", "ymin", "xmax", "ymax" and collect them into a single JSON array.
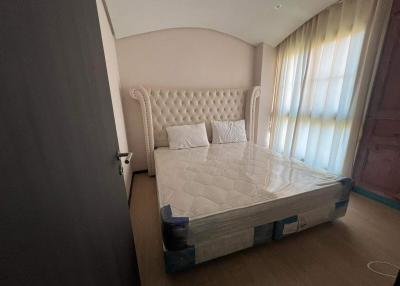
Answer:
[
  {"xmin": 253, "ymin": 223, "xmax": 274, "ymax": 245},
  {"xmin": 273, "ymin": 215, "xmax": 298, "ymax": 240},
  {"xmin": 334, "ymin": 200, "xmax": 349, "ymax": 219},
  {"xmin": 164, "ymin": 246, "xmax": 195, "ymax": 273},
  {"xmin": 160, "ymin": 205, "xmax": 189, "ymax": 251},
  {"xmin": 339, "ymin": 178, "xmax": 353, "ymax": 199}
]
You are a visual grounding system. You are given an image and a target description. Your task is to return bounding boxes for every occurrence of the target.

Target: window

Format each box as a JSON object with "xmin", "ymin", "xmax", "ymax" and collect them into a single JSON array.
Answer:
[{"xmin": 270, "ymin": 28, "xmax": 366, "ymax": 174}]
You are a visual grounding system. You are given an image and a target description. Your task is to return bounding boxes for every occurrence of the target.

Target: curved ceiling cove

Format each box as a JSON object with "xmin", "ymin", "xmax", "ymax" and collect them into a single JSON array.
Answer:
[{"xmin": 104, "ymin": 0, "xmax": 337, "ymax": 47}]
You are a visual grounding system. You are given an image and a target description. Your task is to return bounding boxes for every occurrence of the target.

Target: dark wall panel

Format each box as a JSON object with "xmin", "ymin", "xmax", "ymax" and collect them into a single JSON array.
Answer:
[{"xmin": 354, "ymin": 0, "xmax": 400, "ymax": 201}]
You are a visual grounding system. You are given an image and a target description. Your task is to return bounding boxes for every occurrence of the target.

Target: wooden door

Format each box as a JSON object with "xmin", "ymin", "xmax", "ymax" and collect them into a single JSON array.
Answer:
[
  {"xmin": 0, "ymin": 1, "xmax": 140, "ymax": 285},
  {"xmin": 353, "ymin": 0, "xmax": 400, "ymax": 201}
]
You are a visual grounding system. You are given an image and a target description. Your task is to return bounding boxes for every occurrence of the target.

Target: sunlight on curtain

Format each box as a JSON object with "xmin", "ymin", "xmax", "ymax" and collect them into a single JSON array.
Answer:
[{"xmin": 269, "ymin": 0, "xmax": 391, "ymax": 175}]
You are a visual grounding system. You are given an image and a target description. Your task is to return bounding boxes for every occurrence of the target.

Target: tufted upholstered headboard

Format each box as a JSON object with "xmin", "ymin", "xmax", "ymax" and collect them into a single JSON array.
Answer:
[{"xmin": 130, "ymin": 86, "xmax": 260, "ymax": 176}]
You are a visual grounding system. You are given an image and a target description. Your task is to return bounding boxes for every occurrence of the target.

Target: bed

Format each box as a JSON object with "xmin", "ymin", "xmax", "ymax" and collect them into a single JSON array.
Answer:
[{"xmin": 131, "ymin": 86, "xmax": 352, "ymax": 273}]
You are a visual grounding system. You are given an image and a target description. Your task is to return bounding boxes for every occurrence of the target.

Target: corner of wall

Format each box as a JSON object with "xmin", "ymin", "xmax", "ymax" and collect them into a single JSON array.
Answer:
[
  {"xmin": 253, "ymin": 43, "xmax": 277, "ymax": 147},
  {"xmin": 97, "ymin": 0, "xmax": 132, "ymax": 196}
]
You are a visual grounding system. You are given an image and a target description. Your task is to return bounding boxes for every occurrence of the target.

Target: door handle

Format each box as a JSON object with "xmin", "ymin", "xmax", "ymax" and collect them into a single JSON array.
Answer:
[{"xmin": 116, "ymin": 152, "xmax": 133, "ymax": 164}]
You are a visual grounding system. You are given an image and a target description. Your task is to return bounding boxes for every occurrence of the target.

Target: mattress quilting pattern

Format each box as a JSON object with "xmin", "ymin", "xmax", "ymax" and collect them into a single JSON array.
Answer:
[{"xmin": 154, "ymin": 143, "xmax": 344, "ymax": 221}]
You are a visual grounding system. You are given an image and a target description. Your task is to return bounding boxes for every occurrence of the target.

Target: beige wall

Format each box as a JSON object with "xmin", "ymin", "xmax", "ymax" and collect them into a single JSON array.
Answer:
[
  {"xmin": 96, "ymin": 0, "xmax": 131, "ymax": 193},
  {"xmin": 116, "ymin": 28, "xmax": 276, "ymax": 170}
]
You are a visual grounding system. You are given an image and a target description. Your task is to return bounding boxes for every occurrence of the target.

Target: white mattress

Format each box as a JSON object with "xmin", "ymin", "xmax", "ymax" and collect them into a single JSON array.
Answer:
[{"xmin": 155, "ymin": 142, "xmax": 344, "ymax": 220}]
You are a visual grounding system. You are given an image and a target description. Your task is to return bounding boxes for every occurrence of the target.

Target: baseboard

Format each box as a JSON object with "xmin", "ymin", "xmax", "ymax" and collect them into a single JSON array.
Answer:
[{"xmin": 352, "ymin": 186, "xmax": 400, "ymax": 210}]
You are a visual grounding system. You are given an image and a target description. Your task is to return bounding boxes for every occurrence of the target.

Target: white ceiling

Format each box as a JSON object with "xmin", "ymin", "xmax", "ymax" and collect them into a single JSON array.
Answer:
[{"xmin": 104, "ymin": 0, "xmax": 337, "ymax": 47}]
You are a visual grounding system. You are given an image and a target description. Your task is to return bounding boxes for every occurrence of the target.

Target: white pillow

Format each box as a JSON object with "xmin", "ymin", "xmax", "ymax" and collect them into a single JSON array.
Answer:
[
  {"xmin": 212, "ymin": 120, "xmax": 247, "ymax": 144},
  {"xmin": 166, "ymin": 123, "xmax": 209, "ymax": 150}
]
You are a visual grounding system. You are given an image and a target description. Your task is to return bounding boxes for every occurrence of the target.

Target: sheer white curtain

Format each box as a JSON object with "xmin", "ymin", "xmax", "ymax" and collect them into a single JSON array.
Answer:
[{"xmin": 269, "ymin": 0, "xmax": 392, "ymax": 175}]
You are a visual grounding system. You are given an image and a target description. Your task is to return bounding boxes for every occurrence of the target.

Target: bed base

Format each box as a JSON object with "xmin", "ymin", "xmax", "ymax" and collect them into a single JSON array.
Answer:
[{"xmin": 162, "ymin": 179, "xmax": 351, "ymax": 273}]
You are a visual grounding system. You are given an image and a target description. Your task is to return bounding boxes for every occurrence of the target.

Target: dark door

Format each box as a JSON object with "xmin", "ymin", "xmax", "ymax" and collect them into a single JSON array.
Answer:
[
  {"xmin": 353, "ymin": 0, "xmax": 400, "ymax": 201},
  {"xmin": 0, "ymin": 1, "xmax": 140, "ymax": 285}
]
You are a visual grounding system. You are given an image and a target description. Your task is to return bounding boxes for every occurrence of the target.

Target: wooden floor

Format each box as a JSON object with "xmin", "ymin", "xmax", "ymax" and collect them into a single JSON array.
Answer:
[{"xmin": 130, "ymin": 174, "xmax": 400, "ymax": 286}]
